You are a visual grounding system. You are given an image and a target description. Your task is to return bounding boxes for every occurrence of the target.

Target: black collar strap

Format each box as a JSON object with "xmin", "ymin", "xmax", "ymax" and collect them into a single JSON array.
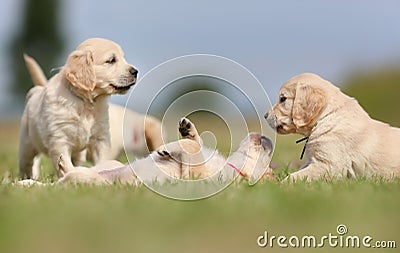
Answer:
[{"xmin": 296, "ymin": 136, "xmax": 309, "ymax": 160}]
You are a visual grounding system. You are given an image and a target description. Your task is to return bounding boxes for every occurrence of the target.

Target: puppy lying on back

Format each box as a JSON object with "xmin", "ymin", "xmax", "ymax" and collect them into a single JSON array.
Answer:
[
  {"xmin": 265, "ymin": 73, "xmax": 400, "ymax": 181},
  {"xmin": 108, "ymin": 104, "xmax": 164, "ymax": 159},
  {"xmin": 19, "ymin": 38, "xmax": 138, "ymax": 179},
  {"xmin": 27, "ymin": 117, "xmax": 274, "ymax": 185}
]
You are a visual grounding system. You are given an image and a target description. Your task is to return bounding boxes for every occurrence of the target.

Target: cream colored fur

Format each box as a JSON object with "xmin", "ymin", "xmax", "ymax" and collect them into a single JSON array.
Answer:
[
  {"xmin": 19, "ymin": 118, "xmax": 274, "ymax": 186},
  {"xmin": 19, "ymin": 38, "xmax": 138, "ymax": 179},
  {"xmin": 108, "ymin": 104, "xmax": 164, "ymax": 159},
  {"xmin": 23, "ymin": 54, "xmax": 163, "ymax": 162},
  {"xmin": 266, "ymin": 73, "xmax": 400, "ymax": 181}
]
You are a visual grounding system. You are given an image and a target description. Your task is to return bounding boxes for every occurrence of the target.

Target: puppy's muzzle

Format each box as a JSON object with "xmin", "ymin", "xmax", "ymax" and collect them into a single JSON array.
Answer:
[
  {"xmin": 111, "ymin": 67, "xmax": 138, "ymax": 93},
  {"xmin": 248, "ymin": 133, "xmax": 273, "ymax": 153}
]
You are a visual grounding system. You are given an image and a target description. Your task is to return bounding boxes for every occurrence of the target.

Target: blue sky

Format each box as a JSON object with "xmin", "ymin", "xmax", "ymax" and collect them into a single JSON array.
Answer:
[{"xmin": 1, "ymin": 0, "xmax": 400, "ymax": 119}]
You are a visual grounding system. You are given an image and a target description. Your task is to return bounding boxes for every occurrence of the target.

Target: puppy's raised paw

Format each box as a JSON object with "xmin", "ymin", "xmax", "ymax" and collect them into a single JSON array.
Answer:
[
  {"xmin": 179, "ymin": 117, "xmax": 201, "ymax": 143},
  {"xmin": 179, "ymin": 118, "xmax": 192, "ymax": 136}
]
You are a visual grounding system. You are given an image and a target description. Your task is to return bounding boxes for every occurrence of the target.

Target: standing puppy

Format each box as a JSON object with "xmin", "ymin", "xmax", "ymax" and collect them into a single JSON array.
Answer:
[
  {"xmin": 265, "ymin": 73, "xmax": 400, "ymax": 181},
  {"xmin": 19, "ymin": 38, "xmax": 138, "ymax": 178}
]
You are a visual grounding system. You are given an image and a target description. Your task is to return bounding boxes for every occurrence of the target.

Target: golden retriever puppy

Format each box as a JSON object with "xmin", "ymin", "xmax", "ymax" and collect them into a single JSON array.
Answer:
[
  {"xmin": 56, "ymin": 117, "xmax": 274, "ymax": 185},
  {"xmin": 23, "ymin": 55, "xmax": 161, "ymax": 163},
  {"xmin": 108, "ymin": 104, "xmax": 164, "ymax": 159},
  {"xmin": 265, "ymin": 73, "xmax": 400, "ymax": 181},
  {"xmin": 19, "ymin": 38, "xmax": 138, "ymax": 179}
]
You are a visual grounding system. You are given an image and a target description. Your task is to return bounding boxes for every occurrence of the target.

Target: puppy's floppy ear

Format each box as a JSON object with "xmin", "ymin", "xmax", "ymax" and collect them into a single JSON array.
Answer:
[
  {"xmin": 64, "ymin": 50, "xmax": 96, "ymax": 91},
  {"xmin": 292, "ymin": 84, "xmax": 326, "ymax": 128}
]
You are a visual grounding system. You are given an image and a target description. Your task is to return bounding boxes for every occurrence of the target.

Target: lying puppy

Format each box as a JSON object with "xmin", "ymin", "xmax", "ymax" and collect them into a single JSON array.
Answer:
[
  {"xmin": 56, "ymin": 117, "xmax": 274, "ymax": 185},
  {"xmin": 19, "ymin": 38, "xmax": 138, "ymax": 179},
  {"xmin": 265, "ymin": 73, "xmax": 400, "ymax": 181},
  {"xmin": 108, "ymin": 104, "xmax": 163, "ymax": 159}
]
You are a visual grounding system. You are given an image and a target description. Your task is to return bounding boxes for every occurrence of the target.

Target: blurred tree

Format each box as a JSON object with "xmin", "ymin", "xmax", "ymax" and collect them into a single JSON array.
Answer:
[{"xmin": 8, "ymin": 0, "xmax": 64, "ymax": 101}]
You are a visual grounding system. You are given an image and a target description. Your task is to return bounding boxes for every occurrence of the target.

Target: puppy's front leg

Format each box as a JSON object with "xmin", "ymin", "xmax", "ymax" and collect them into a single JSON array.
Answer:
[
  {"xmin": 87, "ymin": 114, "xmax": 111, "ymax": 163},
  {"xmin": 72, "ymin": 150, "xmax": 86, "ymax": 166},
  {"xmin": 284, "ymin": 163, "xmax": 329, "ymax": 182},
  {"xmin": 18, "ymin": 139, "xmax": 39, "ymax": 179},
  {"xmin": 32, "ymin": 156, "xmax": 42, "ymax": 180},
  {"xmin": 156, "ymin": 139, "xmax": 207, "ymax": 179},
  {"xmin": 87, "ymin": 137, "xmax": 110, "ymax": 164}
]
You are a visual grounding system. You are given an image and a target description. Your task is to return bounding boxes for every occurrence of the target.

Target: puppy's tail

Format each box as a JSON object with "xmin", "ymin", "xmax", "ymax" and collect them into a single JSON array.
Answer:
[{"xmin": 23, "ymin": 54, "xmax": 48, "ymax": 86}]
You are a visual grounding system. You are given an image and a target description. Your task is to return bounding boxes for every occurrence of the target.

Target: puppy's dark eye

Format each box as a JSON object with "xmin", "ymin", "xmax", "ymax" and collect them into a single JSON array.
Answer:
[
  {"xmin": 280, "ymin": 96, "xmax": 287, "ymax": 103},
  {"xmin": 106, "ymin": 57, "xmax": 116, "ymax": 64}
]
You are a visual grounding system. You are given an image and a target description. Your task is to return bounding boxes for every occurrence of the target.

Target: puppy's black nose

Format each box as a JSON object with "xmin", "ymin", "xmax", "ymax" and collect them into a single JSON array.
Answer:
[
  {"xmin": 261, "ymin": 136, "xmax": 274, "ymax": 153},
  {"xmin": 129, "ymin": 67, "xmax": 138, "ymax": 77},
  {"xmin": 264, "ymin": 112, "xmax": 268, "ymax": 120}
]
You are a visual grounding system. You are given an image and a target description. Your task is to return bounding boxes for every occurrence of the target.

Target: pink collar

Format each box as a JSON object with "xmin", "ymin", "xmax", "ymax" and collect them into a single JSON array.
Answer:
[{"xmin": 228, "ymin": 163, "xmax": 245, "ymax": 177}]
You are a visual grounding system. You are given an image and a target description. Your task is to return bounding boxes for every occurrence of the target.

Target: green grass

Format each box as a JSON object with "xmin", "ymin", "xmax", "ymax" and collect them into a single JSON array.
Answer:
[
  {"xmin": 1, "ymin": 121, "xmax": 399, "ymax": 253},
  {"xmin": 1, "ymin": 69, "xmax": 400, "ymax": 253},
  {"xmin": 0, "ymin": 180, "xmax": 399, "ymax": 253}
]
